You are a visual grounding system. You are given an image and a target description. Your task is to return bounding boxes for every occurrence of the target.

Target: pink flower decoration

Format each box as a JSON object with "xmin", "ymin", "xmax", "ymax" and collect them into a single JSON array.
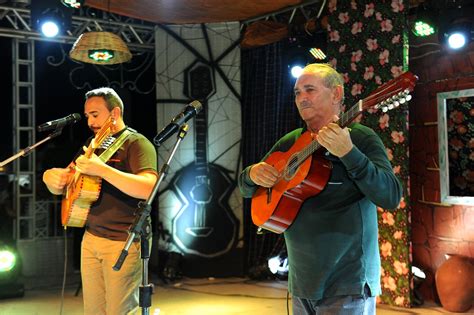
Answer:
[
  {"xmin": 391, "ymin": 0, "xmax": 404, "ymax": 13},
  {"xmin": 328, "ymin": 0, "xmax": 337, "ymax": 13},
  {"xmin": 329, "ymin": 30, "xmax": 340, "ymax": 42},
  {"xmin": 379, "ymin": 113, "xmax": 390, "ymax": 129},
  {"xmin": 339, "ymin": 44, "xmax": 346, "ymax": 53},
  {"xmin": 393, "ymin": 231, "xmax": 403, "ymax": 239},
  {"xmin": 351, "ymin": 50, "xmax": 363, "ymax": 63},
  {"xmin": 391, "ymin": 131, "xmax": 405, "ymax": 144},
  {"xmin": 375, "ymin": 76, "xmax": 382, "ymax": 85},
  {"xmin": 342, "ymin": 72, "xmax": 350, "ymax": 83},
  {"xmin": 381, "ymin": 241, "xmax": 392, "ymax": 257},
  {"xmin": 351, "ymin": 62, "xmax": 357, "ymax": 72},
  {"xmin": 351, "ymin": 0, "xmax": 357, "ymax": 10},
  {"xmin": 329, "ymin": 58, "xmax": 337, "ymax": 68},
  {"xmin": 379, "ymin": 49, "xmax": 389, "ymax": 65},
  {"xmin": 399, "ymin": 197, "xmax": 406, "ymax": 209},
  {"xmin": 393, "ymin": 165, "xmax": 401, "ymax": 174},
  {"xmin": 382, "ymin": 276, "xmax": 396, "ymax": 291},
  {"xmin": 381, "ymin": 19, "xmax": 393, "ymax": 32},
  {"xmin": 375, "ymin": 12, "xmax": 383, "ymax": 21},
  {"xmin": 386, "ymin": 148, "xmax": 393, "ymax": 161},
  {"xmin": 366, "ymin": 38, "xmax": 379, "ymax": 51},
  {"xmin": 391, "ymin": 65, "xmax": 403, "ymax": 78},
  {"xmin": 351, "ymin": 83, "xmax": 363, "ymax": 96},
  {"xmin": 392, "ymin": 34, "xmax": 401, "ymax": 44},
  {"xmin": 364, "ymin": 3, "xmax": 375, "ymax": 17},
  {"xmin": 395, "ymin": 296, "xmax": 405, "ymax": 306},
  {"xmin": 394, "ymin": 260, "xmax": 409, "ymax": 275},
  {"xmin": 450, "ymin": 110, "xmax": 465, "ymax": 124},
  {"xmin": 382, "ymin": 212, "xmax": 395, "ymax": 225},
  {"xmin": 351, "ymin": 22, "xmax": 363, "ymax": 35},
  {"xmin": 449, "ymin": 137, "xmax": 463, "ymax": 150},
  {"xmin": 338, "ymin": 12, "xmax": 349, "ymax": 24},
  {"xmin": 364, "ymin": 66, "xmax": 375, "ymax": 80}
]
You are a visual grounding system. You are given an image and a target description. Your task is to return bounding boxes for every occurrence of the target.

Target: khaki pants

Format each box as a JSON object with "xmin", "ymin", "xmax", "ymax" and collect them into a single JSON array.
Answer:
[{"xmin": 81, "ymin": 231, "xmax": 141, "ymax": 315}]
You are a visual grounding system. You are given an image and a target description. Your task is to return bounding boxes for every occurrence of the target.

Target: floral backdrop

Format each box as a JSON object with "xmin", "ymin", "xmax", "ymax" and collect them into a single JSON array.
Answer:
[
  {"xmin": 447, "ymin": 96, "xmax": 474, "ymax": 197},
  {"xmin": 326, "ymin": 0, "xmax": 412, "ymax": 307}
]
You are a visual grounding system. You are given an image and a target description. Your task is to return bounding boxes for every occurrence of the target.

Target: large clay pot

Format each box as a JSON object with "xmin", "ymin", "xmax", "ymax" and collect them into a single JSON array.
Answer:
[{"xmin": 435, "ymin": 254, "xmax": 474, "ymax": 312}]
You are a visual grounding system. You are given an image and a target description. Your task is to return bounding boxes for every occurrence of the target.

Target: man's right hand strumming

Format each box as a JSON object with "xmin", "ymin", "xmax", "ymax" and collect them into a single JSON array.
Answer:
[
  {"xmin": 249, "ymin": 162, "xmax": 280, "ymax": 188},
  {"xmin": 42, "ymin": 167, "xmax": 73, "ymax": 195}
]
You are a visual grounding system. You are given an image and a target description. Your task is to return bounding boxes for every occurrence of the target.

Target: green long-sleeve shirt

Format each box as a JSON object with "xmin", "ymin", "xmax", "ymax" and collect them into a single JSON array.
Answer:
[{"xmin": 239, "ymin": 123, "xmax": 402, "ymax": 300}]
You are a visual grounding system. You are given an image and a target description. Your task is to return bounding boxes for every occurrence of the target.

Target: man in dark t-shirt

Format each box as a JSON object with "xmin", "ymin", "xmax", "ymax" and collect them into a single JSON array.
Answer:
[{"xmin": 43, "ymin": 87, "xmax": 157, "ymax": 314}]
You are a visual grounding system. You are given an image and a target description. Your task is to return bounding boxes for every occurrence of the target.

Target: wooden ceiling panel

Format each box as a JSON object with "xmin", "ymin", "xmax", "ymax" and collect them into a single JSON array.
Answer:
[{"xmin": 85, "ymin": 0, "xmax": 304, "ymax": 24}]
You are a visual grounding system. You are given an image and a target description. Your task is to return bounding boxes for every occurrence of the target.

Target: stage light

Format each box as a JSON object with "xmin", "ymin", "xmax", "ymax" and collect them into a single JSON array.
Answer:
[
  {"xmin": 412, "ymin": 265, "xmax": 426, "ymax": 306},
  {"xmin": 440, "ymin": 21, "xmax": 472, "ymax": 50},
  {"xmin": 0, "ymin": 243, "xmax": 24, "ymax": 299},
  {"xmin": 412, "ymin": 4, "xmax": 436, "ymax": 37},
  {"xmin": 40, "ymin": 21, "xmax": 60, "ymax": 38},
  {"xmin": 0, "ymin": 250, "xmax": 16, "ymax": 272},
  {"xmin": 31, "ymin": 0, "xmax": 72, "ymax": 38},
  {"xmin": 267, "ymin": 253, "xmax": 288, "ymax": 279},
  {"xmin": 61, "ymin": 0, "xmax": 85, "ymax": 9},
  {"xmin": 290, "ymin": 65, "xmax": 304, "ymax": 78}
]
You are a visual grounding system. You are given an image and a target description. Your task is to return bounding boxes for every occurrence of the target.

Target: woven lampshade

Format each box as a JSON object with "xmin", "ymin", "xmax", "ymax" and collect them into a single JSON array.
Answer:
[{"xmin": 69, "ymin": 31, "xmax": 132, "ymax": 64}]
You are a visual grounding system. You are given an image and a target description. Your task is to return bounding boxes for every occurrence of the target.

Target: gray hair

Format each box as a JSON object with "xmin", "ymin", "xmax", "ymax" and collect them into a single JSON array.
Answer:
[
  {"xmin": 301, "ymin": 63, "xmax": 345, "ymax": 105},
  {"xmin": 85, "ymin": 87, "xmax": 124, "ymax": 115}
]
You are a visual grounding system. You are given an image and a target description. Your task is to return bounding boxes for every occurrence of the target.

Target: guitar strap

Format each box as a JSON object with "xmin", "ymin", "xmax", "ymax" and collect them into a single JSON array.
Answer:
[{"xmin": 98, "ymin": 128, "xmax": 134, "ymax": 162}]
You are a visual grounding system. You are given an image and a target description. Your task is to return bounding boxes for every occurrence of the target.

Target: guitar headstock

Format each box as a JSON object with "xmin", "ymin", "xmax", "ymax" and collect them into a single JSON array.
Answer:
[
  {"xmin": 85, "ymin": 117, "xmax": 115, "ymax": 157},
  {"xmin": 361, "ymin": 71, "xmax": 418, "ymax": 113},
  {"xmin": 94, "ymin": 117, "xmax": 115, "ymax": 147}
]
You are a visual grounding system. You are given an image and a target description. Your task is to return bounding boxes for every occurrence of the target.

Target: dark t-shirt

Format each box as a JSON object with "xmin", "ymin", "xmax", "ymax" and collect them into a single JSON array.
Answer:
[{"xmin": 76, "ymin": 127, "xmax": 157, "ymax": 241}]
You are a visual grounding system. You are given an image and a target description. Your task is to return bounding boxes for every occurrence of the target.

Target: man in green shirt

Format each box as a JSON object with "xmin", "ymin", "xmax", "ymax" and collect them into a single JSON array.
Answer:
[{"xmin": 238, "ymin": 63, "xmax": 402, "ymax": 314}]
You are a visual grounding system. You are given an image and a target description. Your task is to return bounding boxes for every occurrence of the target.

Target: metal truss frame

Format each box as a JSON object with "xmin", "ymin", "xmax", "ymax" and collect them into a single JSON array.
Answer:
[
  {"xmin": 241, "ymin": 0, "xmax": 327, "ymax": 27},
  {"xmin": 0, "ymin": 4, "xmax": 155, "ymax": 51}
]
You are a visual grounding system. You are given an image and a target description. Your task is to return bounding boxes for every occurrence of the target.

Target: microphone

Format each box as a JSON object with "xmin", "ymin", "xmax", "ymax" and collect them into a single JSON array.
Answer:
[
  {"xmin": 153, "ymin": 100, "xmax": 202, "ymax": 146},
  {"xmin": 37, "ymin": 113, "xmax": 82, "ymax": 132}
]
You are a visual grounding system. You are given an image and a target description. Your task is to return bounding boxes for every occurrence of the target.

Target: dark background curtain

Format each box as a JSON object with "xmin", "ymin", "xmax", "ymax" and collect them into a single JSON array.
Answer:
[{"xmin": 240, "ymin": 41, "xmax": 302, "ymax": 274}]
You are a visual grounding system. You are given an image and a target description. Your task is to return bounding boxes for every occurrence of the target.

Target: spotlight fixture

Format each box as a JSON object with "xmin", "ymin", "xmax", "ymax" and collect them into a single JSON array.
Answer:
[
  {"xmin": 412, "ymin": 4, "xmax": 436, "ymax": 37},
  {"xmin": 61, "ymin": 0, "xmax": 85, "ymax": 9},
  {"xmin": 31, "ymin": 0, "xmax": 72, "ymax": 38},
  {"xmin": 437, "ymin": 2, "xmax": 474, "ymax": 50},
  {"xmin": 309, "ymin": 48, "xmax": 327, "ymax": 60},
  {"xmin": 440, "ymin": 20, "xmax": 473, "ymax": 50},
  {"xmin": 267, "ymin": 252, "xmax": 288, "ymax": 280},
  {"xmin": 0, "ymin": 243, "xmax": 24, "ymax": 299}
]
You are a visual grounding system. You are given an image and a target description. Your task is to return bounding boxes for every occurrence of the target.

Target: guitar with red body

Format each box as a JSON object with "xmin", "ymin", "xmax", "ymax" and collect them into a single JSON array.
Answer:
[{"xmin": 251, "ymin": 71, "xmax": 418, "ymax": 234}]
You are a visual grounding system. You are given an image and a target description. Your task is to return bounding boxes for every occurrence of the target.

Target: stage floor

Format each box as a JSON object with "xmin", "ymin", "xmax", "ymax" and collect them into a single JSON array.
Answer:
[{"xmin": 0, "ymin": 276, "xmax": 464, "ymax": 314}]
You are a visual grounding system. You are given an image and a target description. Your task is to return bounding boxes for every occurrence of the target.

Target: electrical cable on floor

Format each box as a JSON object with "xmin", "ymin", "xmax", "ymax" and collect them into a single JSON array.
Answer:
[
  {"xmin": 286, "ymin": 290, "xmax": 290, "ymax": 315},
  {"xmin": 59, "ymin": 229, "xmax": 68, "ymax": 315},
  {"xmin": 168, "ymin": 285, "xmax": 287, "ymax": 300}
]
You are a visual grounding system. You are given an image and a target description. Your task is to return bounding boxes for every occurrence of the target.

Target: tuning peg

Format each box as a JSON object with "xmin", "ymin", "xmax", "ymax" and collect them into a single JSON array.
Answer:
[
  {"xmin": 399, "ymin": 98, "xmax": 406, "ymax": 104},
  {"xmin": 405, "ymin": 94, "xmax": 412, "ymax": 101},
  {"xmin": 382, "ymin": 106, "xmax": 389, "ymax": 113}
]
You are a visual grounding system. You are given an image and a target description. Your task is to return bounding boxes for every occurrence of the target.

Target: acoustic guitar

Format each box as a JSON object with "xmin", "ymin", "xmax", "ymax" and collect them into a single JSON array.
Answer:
[
  {"xmin": 251, "ymin": 71, "xmax": 418, "ymax": 234},
  {"xmin": 61, "ymin": 117, "xmax": 115, "ymax": 228}
]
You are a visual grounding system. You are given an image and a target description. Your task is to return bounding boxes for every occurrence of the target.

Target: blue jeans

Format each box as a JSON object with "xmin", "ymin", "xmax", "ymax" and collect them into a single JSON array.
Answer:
[{"xmin": 292, "ymin": 285, "xmax": 376, "ymax": 315}]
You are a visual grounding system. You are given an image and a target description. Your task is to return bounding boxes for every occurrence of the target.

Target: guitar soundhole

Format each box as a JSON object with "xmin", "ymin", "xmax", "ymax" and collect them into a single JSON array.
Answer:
[{"xmin": 284, "ymin": 155, "xmax": 299, "ymax": 180}]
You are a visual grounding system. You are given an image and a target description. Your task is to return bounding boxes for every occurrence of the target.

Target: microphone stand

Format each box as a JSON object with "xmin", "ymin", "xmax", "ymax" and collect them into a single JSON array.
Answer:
[
  {"xmin": 0, "ymin": 128, "xmax": 65, "ymax": 167},
  {"xmin": 113, "ymin": 124, "xmax": 190, "ymax": 315}
]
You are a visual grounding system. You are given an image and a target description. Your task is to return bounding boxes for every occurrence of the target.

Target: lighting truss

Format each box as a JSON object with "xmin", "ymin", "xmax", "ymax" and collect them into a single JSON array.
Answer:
[
  {"xmin": 0, "ymin": 4, "xmax": 155, "ymax": 52},
  {"xmin": 241, "ymin": 0, "xmax": 326, "ymax": 28}
]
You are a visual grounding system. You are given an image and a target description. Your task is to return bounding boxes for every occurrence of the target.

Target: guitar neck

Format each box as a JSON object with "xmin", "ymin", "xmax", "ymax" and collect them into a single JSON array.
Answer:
[
  {"xmin": 298, "ymin": 101, "xmax": 362, "ymax": 161},
  {"xmin": 298, "ymin": 71, "xmax": 417, "ymax": 161},
  {"xmin": 194, "ymin": 101, "xmax": 208, "ymax": 172}
]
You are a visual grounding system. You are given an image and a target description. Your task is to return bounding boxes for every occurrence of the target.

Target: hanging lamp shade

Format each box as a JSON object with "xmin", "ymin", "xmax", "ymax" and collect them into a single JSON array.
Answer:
[{"xmin": 69, "ymin": 31, "xmax": 132, "ymax": 64}]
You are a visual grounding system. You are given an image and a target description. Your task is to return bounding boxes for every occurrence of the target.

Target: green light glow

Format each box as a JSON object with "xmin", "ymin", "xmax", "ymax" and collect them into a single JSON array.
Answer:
[
  {"xmin": 88, "ymin": 50, "xmax": 115, "ymax": 62},
  {"xmin": 414, "ymin": 21, "xmax": 435, "ymax": 37},
  {"xmin": 0, "ymin": 250, "xmax": 16, "ymax": 272}
]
